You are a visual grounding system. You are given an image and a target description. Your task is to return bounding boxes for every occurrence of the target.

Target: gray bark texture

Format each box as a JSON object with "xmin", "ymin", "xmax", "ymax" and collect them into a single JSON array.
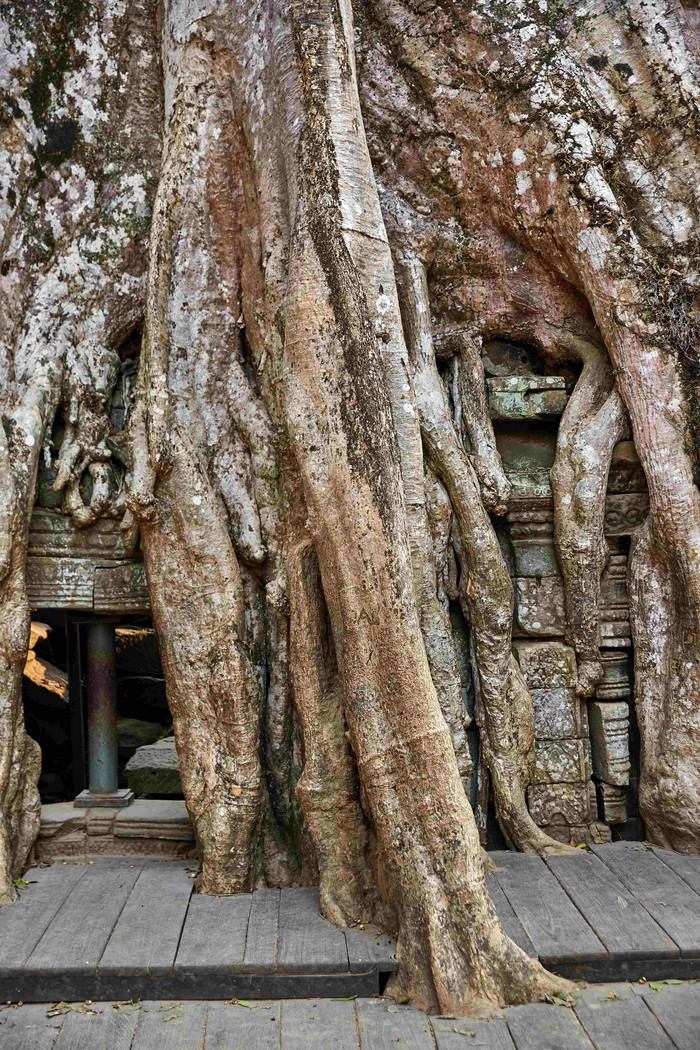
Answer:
[{"xmin": 2, "ymin": 0, "xmax": 700, "ymax": 1014}]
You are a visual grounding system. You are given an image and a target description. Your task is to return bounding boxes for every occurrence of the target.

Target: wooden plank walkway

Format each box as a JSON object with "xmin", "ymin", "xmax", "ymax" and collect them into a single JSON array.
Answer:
[
  {"xmin": 1, "ymin": 842, "xmax": 700, "ymax": 1002},
  {"xmin": 1, "ymin": 984, "xmax": 699, "ymax": 1049}
]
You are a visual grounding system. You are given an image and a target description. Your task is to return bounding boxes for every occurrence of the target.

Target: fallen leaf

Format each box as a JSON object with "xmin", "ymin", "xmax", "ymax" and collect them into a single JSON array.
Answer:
[
  {"xmin": 47, "ymin": 1002, "xmax": 97, "ymax": 1018},
  {"xmin": 231, "ymin": 1000, "xmax": 257, "ymax": 1009},
  {"xmin": 231, "ymin": 785, "xmax": 242, "ymax": 797},
  {"xmin": 453, "ymin": 1026, "xmax": 476, "ymax": 1036},
  {"xmin": 387, "ymin": 1004, "xmax": 400, "ymax": 1013},
  {"xmin": 616, "ymin": 895, "xmax": 628, "ymax": 908}
]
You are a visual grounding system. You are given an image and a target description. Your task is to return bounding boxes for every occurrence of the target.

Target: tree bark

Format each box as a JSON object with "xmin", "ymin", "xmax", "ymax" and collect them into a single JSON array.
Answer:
[{"xmin": 3, "ymin": 0, "xmax": 700, "ymax": 1012}]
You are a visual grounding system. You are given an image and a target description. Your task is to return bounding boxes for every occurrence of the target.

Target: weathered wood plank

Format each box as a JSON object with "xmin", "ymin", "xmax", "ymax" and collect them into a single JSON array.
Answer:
[
  {"xmin": 547, "ymin": 852, "xmax": 678, "ymax": 958},
  {"xmin": 591, "ymin": 843, "xmax": 700, "ymax": 956},
  {"xmin": 345, "ymin": 925, "xmax": 398, "ymax": 973},
  {"xmin": 0, "ymin": 1003, "xmax": 64, "ymax": 1050},
  {"xmin": 99, "ymin": 861, "xmax": 193, "ymax": 977},
  {"xmin": 356, "ymin": 998, "xmax": 435, "ymax": 1049},
  {"xmin": 504, "ymin": 1003, "xmax": 594, "ymax": 1050},
  {"xmin": 53, "ymin": 1002, "xmax": 139, "ymax": 1050},
  {"xmin": 205, "ymin": 1001, "xmax": 281, "ymax": 1049},
  {"xmin": 130, "ymin": 1001, "xmax": 207, "ymax": 1049},
  {"xmin": 241, "ymin": 889, "xmax": 280, "ymax": 973},
  {"xmin": 432, "ymin": 1014, "xmax": 515, "ymax": 1049},
  {"xmin": 282, "ymin": 1000, "xmax": 358, "ymax": 1049},
  {"xmin": 492, "ymin": 852, "xmax": 607, "ymax": 963},
  {"xmin": 487, "ymin": 872, "xmax": 537, "ymax": 958},
  {"xmin": 276, "ymin": 888, "xmax": 348, "ymax": 974},
  {"xmin": 26, "ymin": 861, "xmax": 144, "ymax": 973},
  {"xmin": 653, "ymin": 848, "xmax": 700, "ymax": 898},
  {"xmin": 0, "ymin": 865, "xmax": 86, "ymax": 970},
  {"xmin": 174, "ymin": 893, "xmax": 252, "ymax": 975},
  {"xmin": 574, "ymin": 984, "xmax": 674, "ymax": 1050},
  {"xmin": 642, "ymin": 983, "xmax": 700, "ymax": 1050}
]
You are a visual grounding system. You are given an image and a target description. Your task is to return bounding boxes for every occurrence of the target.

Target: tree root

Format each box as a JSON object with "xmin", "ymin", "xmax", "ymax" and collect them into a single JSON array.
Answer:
[
  {"xmin": 288, "ymin": 540, "xmax": 382, "ymax": 927},
  {"xmin": 550, "ymin": 333, "xmax": 629, "ymax": 697},
  {"xmin": 397, "ymin": 256, "xmax": 575, "ymax": 856}
]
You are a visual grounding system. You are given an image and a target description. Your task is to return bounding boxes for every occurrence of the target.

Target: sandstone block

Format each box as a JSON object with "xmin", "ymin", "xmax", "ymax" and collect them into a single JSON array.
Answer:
[
  {"xmin": 598, "ymin": 782, "xmax": 628, "ymax": 825},
  {"xmin": 531, "ymin": 688, "xmax": 588, "ymax": 738},
  {"xmin": 514, "ymin": 577, "xmax": 566, "ymax": 637},
  {"xmin": 527, "ymin": 781, "xmax": 597, "ymax": 826},
  {"xmin": 596, "ymin": 650, "xmax": 631, "ymax": 700},
  {"xmin": 543, "ymin": 822, "xmax": 612, "ymax": 846},
  {"xmin": 534, "ymin": 738, "xmax": 592, "ymax": 784},
  {"xmin": 515, "ymin": 641, "xmax": 578, "ymax": 689},
  {"xmin": 604, "ymin": 492, "xmax": 650, "ymax": 535},
  {"xmin": 125, "ymin": 737, "xmax": 182, "ymax": 796},
  {"xmin": 589, "ymin": 701, "xmax": 630, "ymax": 785},
  {"xmin": 487, "ymin": 376, "xmax": 568, "ymax": 422}
]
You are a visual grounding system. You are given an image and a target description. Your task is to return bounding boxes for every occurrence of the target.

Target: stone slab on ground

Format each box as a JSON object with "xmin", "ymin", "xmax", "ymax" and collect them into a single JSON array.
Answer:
[
  {"xmin": 35, "ymin": 800, "xmax": 194, "ymax": 862},
  {"xmin": 126, "ymin": 737, "xmax": 182, "ymax": 796}
]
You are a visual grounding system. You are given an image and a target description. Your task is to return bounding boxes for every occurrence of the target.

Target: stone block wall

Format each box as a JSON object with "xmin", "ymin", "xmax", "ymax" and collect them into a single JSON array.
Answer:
[{"xmin": 485, "ymin": 353, "xmax": 646, "ymax": 845}]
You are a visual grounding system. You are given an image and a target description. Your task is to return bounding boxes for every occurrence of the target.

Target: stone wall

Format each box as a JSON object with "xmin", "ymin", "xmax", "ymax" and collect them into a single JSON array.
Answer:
[{"xmin": 486, "ymin": 344, "xmax": 645, "ymax": 845}]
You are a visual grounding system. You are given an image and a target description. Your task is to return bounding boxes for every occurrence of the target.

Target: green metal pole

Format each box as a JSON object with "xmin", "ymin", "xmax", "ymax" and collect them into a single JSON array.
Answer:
[{"xmin": 86, "ymin": 621, "xmax": 118, "ymax": 795}]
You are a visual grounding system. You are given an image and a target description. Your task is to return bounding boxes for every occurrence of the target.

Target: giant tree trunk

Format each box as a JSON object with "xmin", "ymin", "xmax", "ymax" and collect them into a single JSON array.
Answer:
[{"xmin": 2, "ymin": 0, "xmax": 700, "ymax": 1012}]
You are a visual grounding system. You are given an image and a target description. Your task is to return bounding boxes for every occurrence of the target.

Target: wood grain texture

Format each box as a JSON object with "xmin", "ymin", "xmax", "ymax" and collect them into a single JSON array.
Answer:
[
  {"xmin": 26, "ymin": 862, "xmax": 144, "ymax": 972},
  {"xmin": 547, "ymin": 852, "xmax": 678, "ymax": 958},
  {"xmin": 432, "ymin": 1014, "xmax": 515, "ymax": 1049},
  {"xmin": 591, "ymin": 844, "xmax": 700, "ymax": 957},
  {"xmin": 281, "ymin": 1000, "xmax": 359, "ymax": 1050},
  {"xmin": 174, "ymin": 892, "xmax": 251, "ymax": 975},
  {"xmin": 241, "ymin": 889, "xmax": 280, "ymax": 973},
  {"xmin": 99, "ymin": 861, "xmax": 193, "ymax": 977},
  {"xmin": 642, "ymin": 983, "xmax": 700, "ymax": 1050},
  {"xmin": 504, "ymin": 1003, "xmax": 594, "ymax": 1050},
  {"xmin": 53, "ymin": 1002, "xmax": 139, "ymax": 1050},
  {"xmin": 574, "ymin": 984, "xmax": 675, "ymax": 1050},
  {"xmin": 492, "ymin": 852, "xmax": 607, "ymax": 963},
  {"xmin": 204, "ymin": 1001, "xmax": 281, "ymax": 1049},
  {"xmin": 0, "ymin": 865, "xmax": 86, "ymax": 970},
  {"xmin": 276, "ymin": 888, "xmax": 348, "ymax": 974},
  {"xmin": 653, "ymin": 849, "xmax": 700, "ymax": 898},
  {"xmin": 0, "ymin": 1003, "xmax": 64, "ymax": 1050},
  {"xmin": 130, "ymin": 1001, "xmax": 207, "ymax": 1050},
  {"xmin": 345, "ymin": 925, "xmax": 398, "ymax": 973},
  {"xmin": 355, "ymin": 998, "xmax": 435, "ymax": 1050},
  {"xmin": 487, "ymin": 872, "xmax": 538, "ymax": 958}
]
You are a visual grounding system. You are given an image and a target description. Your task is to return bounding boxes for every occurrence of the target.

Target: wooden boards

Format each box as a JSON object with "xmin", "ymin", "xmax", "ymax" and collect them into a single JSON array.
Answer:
[
  {"xmin": 547, "ymin": 852, "xmax": 678, "ymax": 959},
  {"xmin": 0, "ymin": 865, "xmax": 86, "ymax": 971},
  {"xmin": 99, "ymin": 862, "xmax": 193, "ymax": 977},
  {"xmin": 276, "ymin": 888, "xmax": 348, "ymax": 974},
  {"xmin": 573, "ymin": 984, "xmax": 675, "ymax": 1050},
  {"xmin": 4, "ymin": 987, "xmax": 700, "ymax": 1049},
  {"xmin": 6, "ymin": 846, "xmax": 700, "ymax": 1003},
  {"xmin": 26, "ymin": 860, "xmax": 144, "ymax": 974},
  {"xmin": 591, "ymin": 843, "xmax": 700, "ymax": 957},
  {"xmin": 490, "ymin": 852, "xmax": 607, "ymax": 963}
]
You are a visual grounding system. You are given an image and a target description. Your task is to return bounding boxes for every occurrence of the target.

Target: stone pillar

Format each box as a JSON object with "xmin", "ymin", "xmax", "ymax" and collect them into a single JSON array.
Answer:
[
  {"xmin": 74, "ymin": 621, "xmax": 133, "ymax": 808},
  {"xmin": 587, "ymin": 538, "xmax": 632, "ymax": 826}
]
